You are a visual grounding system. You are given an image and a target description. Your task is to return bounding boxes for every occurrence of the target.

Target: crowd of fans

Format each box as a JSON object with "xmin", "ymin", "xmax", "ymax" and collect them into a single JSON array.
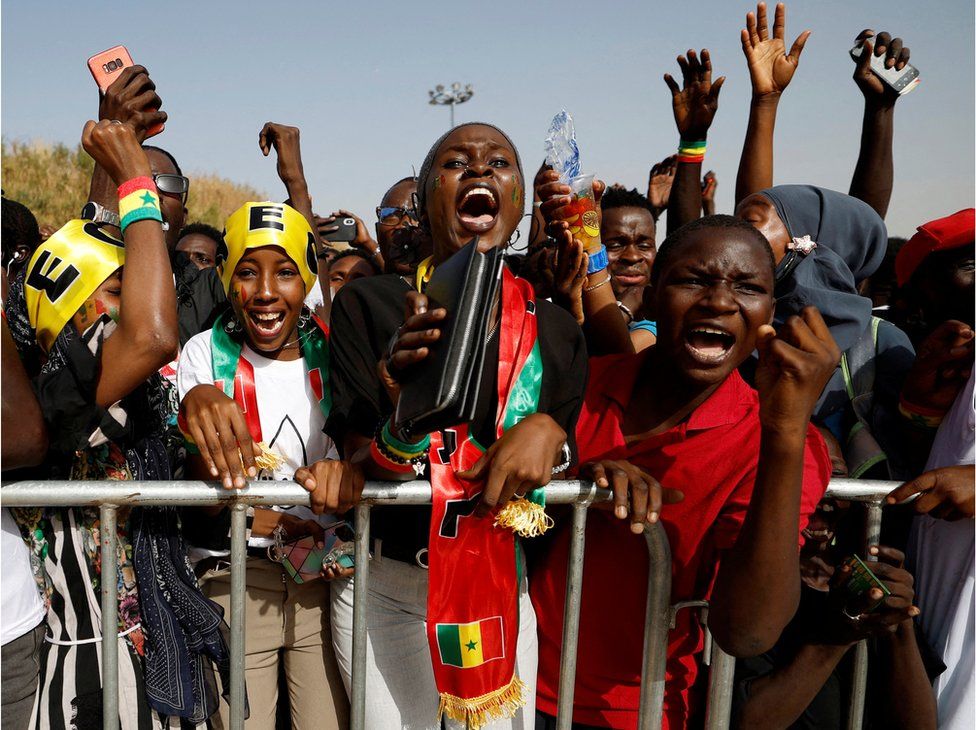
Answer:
[{"xmin": 1, "ymin": 4, "xmax": 973, "ymax": 729}]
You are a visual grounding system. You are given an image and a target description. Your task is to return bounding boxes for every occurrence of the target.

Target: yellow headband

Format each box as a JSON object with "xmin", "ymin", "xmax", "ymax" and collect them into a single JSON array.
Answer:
[
  {"xmin": 24, "ymin": 220, "xmax": 126, "ymax": 352},
  {"xmin": 218, "ymin": 202, "xmax": 318, "ymax": 294}
]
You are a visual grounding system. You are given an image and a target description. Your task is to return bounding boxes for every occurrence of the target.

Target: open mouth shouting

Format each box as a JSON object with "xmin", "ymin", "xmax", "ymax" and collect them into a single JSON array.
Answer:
[
  {"xmin": 456, "ymin": 182, "xmax": 499, "ymax": 234},
  {"xmin": 246, "ymin": 309, "xmax": 287, "ymax": 342},
  {"xmin": 684, "ymin": 324, "xmax": 736, "ymax": 365}
]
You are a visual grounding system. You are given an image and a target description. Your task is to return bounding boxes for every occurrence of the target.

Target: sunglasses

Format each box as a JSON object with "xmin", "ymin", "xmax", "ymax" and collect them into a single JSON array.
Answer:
[
  {"xmin": 376, "ymin": 206, "xmax": 419, "ymax": 226},
  {"xmin": 154, "ymin": 173, "xmax": 189, "ymax": 203}
]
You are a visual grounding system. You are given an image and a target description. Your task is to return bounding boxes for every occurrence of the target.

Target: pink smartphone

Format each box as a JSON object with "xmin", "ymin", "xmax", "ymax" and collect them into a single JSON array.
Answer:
[{"xmin": 87, "ymin": 45, "xmax": 164, "ymax": 137}]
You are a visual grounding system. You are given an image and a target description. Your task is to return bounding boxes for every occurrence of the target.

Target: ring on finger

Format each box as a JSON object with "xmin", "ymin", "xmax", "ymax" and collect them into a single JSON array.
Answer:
[{"xmin": 842, "ymin": 607, "xmax": 863, "ymax": 623}]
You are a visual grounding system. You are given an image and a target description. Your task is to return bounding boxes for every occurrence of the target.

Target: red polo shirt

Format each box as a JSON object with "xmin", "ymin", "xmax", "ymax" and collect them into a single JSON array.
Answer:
[{"xmin": 531, "ymin": 352, "xmax": 830, "ymax": 729}]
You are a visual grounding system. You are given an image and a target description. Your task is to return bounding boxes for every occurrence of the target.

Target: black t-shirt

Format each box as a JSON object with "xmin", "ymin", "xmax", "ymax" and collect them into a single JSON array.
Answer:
[{"xmin": 326, "ymin": 272, "xmax": 588, "ymax": 552}]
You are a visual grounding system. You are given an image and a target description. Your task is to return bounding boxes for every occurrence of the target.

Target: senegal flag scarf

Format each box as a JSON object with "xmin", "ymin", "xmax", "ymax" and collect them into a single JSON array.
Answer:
[
  {"xmin": 183, "ymin": 310, "xmax": 331, "ymax": 448},
  {"xmin": 422, "ymin": 262, "xmax": 543, "ymax": 727}
]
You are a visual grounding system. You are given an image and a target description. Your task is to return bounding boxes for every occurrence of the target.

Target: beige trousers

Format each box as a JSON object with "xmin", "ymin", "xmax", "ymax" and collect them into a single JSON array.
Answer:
[{"xmin": 202, "ymin": 557, "xmax": 349, "ymax": 729}]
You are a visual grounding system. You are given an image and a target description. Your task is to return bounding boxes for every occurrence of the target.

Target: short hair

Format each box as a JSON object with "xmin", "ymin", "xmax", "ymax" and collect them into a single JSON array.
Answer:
[
  {"xmin": 600, "ymin": 186, "xmax": 655, "ymax": 215},
  {"xmin": 380, "ymin": 176, "xmax": 418, "ymax": 206},
  {"xmin": 177, "ymin": 222, "xmax": 222, "ymax": 245},
  {"xmin": 328, "ymin": 248, "xmax": 381, "ymax": 275},
  {"xmin": 142, "ymin": 144, "xmax": 183, "ymax": 176},
  {"xmin": 651, "ymin": 214, "xmax": 775, "ymax": 286},
  {"xmin": 2, "ymin": 197, "xmax": 40, "ymax": 268}
]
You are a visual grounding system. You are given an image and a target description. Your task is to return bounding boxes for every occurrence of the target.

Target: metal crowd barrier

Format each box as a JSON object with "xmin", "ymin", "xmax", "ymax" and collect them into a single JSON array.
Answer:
[{"xmin": 0, "ymin": 478, "xmax": 900, "ymax": 730}]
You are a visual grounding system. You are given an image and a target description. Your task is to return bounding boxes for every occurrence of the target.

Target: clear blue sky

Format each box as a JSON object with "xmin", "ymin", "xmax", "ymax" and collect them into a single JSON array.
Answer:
[{"xmin": 3, "ymin": 0, "xmax": 973, "ymax": 237}]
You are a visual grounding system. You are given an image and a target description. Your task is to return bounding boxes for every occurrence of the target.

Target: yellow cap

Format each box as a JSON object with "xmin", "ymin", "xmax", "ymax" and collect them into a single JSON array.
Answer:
[
  {"xmin": 218, "ymin": 202, "xmax": 318, "ymax": 294},
  {"xmin": 24, "ymin": 220, "xmax": 126, "ymax": 352}
]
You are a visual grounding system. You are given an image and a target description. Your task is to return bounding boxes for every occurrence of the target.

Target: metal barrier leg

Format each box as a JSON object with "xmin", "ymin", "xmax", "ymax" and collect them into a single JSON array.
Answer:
[
  {"xmin": 638, "ymin": 523, "xmax": 672, "ymax": 730},
  {"xmin": 555, "ymin": 502, "xmax": 590, "ymax": 729},
  {"xmin": 229, "ymin": 503, "xmax": 248, "ymax": 730},
  {"xmin": 350, "ymin": 502, "xmax": 372, "ymax": 730},
  {"xmin": 846, "ymin": 501, "xmax": 883, "ymax": 730},
  {"xmin": 100, "ymin": 505, "xmax": 119, "ymax": 730},
  {"xmin": 704, "ymin": 640, "xmax": 736, "ymax": 730}
]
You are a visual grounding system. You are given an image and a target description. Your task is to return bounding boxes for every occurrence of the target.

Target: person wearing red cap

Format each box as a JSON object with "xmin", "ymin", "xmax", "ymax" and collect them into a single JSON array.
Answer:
[{"xmin": 894, "ymin": 209, "xmax": 975, "ymax": 342}]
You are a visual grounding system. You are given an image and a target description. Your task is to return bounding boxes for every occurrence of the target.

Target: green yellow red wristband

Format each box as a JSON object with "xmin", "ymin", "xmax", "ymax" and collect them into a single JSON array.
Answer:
[
  {"xmin": 898, "ymin": 396, "xmax": 946, "ymax": 428},
  {"xmin": 118, "ymin": 176, "xmax": 162, "ymax": 233},
  {"xmin": 677, "ymin": 138, "xmax": 706, "ymax": 164}
]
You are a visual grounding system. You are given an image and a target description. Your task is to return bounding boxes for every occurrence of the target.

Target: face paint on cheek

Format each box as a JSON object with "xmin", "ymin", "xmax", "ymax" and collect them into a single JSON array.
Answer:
[
  {"xmin": 433, "ymin": 175, "xmax": 445, "ymax": 190},
  {"xmin": 512, "ymin": 181, "xmax": 522, "ymax": 207}
]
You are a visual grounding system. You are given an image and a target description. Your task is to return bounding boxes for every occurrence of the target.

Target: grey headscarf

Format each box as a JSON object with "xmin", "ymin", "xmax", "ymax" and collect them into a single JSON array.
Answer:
[
  {"xmin": 415, "ymin": 122, "xmax": 525, "ymax": 228},
  {"xmin": 760, "ymin": 185, "xmax": 887, "ymax": 352}
]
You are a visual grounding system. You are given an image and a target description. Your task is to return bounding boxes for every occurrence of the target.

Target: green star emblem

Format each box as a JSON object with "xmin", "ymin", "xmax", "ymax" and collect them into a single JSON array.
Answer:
[
  {"xmin": 465, "ymin": 640, "xmax": 478, "ymax": 651},
  {"xmin": 140, "ymin": 191, "xmax": 156, "ymax": 206}
]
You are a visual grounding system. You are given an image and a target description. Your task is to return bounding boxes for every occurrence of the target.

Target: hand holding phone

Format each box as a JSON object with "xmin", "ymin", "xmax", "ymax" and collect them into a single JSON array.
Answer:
[
  {"xmin": 88, "ymin": 46, "xmax": 165, "ymax": 138},
  {"xmin": 850, "ymin": 32, "xmax": 919, "ymax": 98}
]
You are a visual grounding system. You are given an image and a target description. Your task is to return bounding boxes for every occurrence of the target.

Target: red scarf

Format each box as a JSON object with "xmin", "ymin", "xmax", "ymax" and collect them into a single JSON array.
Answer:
[{"xmin": 426, "ymin": 268, "xmax": 542, "ymax": 727}]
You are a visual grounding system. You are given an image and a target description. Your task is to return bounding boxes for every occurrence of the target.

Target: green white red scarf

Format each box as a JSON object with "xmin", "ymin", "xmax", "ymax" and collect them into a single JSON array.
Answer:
[
  {"xmin": 426, "ymin": 266, "xmax": 543, "ymax": 727},
  {"xmin": 179, "ymin": 310, "xmax": 331, "ymax": 449}
]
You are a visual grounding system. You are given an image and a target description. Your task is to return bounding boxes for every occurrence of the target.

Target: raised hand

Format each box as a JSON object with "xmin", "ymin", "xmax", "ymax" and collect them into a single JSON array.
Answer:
[
  {"xmin": 549, "ymin": 225, "xmax": 588, "ymax": 324},
  {"xmin": 582, "ymin": 459, "xmax": 684, "ymax": 534},
  {"xmin": 81, "ymin": 118, "xmax": 152, "ymax": 187},
  {"xmin": 536, "ymin": 169, "xmax": 605, "ymax": 231},
  {"xmin": 741, "ymin": 2, "xmax": 810, "ymax": 99},
  {"xmin": 259, "ymin": 122, "xmax": 306, "ymax": 187},
  {"xmin": 321, "ymin": 209, "xmax": 380, "ymax": 255},
  {"xmin": 852, "ymin": 29, "xmax": 911, "ymax": 105},
  {"xmin": 754, "ymin": 306, "xmax": 841, "ymax": 436},
  {"xmin": 886, "ymin": 465, "xmax": 976, "ymax": 521},
  {"xmin": 701, "ymin": 170, "xmax": 718, "ymax": 216},
  {"xmin": 647, "ymin": 155, "xmax": 677, "ymax": 217},
  {"xmin": 664, "ymin": 48, "xmax": 725, "ymax": 140},
  {"xmin": 98, "ymin": 64, "xmax": 166, "ymax": 143}
]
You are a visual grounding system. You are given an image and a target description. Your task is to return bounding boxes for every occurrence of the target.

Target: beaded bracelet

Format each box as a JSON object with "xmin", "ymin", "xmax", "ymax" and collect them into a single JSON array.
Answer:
[
  {"xmin": 371, "ymin": 417, "xmax": 429, "ymax": 470},
  {"xmin": 677, "ymin": 139, "xmax": 706, "ymax": 164},
  {"xmin": 369, "ymin": 440, "xmax": 416, "ymax": 474},
  {"xmin": 118, "ymin": 176, "xmax": 163, "ymax": 233},
  {"xmin": 380, "ymin": 418, "xmax": 430, "ymax": 461}
]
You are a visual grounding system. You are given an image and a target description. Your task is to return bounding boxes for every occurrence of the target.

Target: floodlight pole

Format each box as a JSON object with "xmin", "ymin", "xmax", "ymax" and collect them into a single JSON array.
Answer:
[{"xmin": 428, "ymin": 82, "xmax": 474, "ymax": 129}]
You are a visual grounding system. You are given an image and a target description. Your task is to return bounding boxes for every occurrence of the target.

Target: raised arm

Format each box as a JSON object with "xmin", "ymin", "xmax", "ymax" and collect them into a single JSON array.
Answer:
[
  {"xmin": 709, "ymin": 307, "xmax": 839, "ymax": 656},
  {"xmin": 259, "ymin": 122, "xmax": 328, "ymax": 318},
  {"xmin": 849, "ymin": 30, "xmax": 911, "ymax": 219},
  {"xmin": 663, "ymin": 48, "xmax": 725, "ymax": 235},
  {"xmin": 734, "ymin": 2, "xmax": 810, "ymax": 206},
  {"xmin": 85, "ymin": 65, "xmax": 167, "ymax": 234},
  {"xmin": 86, "ymin": 120, "xmax": 178, "ymax": 406}
]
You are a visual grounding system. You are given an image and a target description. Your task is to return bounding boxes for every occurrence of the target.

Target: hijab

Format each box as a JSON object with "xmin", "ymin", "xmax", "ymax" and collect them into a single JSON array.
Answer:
[{"xmin": 760, "ymin": 185, "xmax": 887, "ymax": 352}]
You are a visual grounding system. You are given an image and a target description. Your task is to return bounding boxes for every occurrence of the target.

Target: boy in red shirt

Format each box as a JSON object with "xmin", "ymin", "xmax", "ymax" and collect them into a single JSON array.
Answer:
[{"xmin": 532, "ymin": 215, "xmax": 838, "ymax": 728}]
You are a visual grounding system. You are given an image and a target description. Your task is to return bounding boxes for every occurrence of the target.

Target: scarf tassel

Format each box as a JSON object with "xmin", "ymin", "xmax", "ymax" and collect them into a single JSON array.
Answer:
[
  {"xmin": 438, "ymin": 674, "xmax": 528, "ymax": 729},
  {"xmin": 494, "ymin": 496, "xmax": 553, "ymax": 538}
]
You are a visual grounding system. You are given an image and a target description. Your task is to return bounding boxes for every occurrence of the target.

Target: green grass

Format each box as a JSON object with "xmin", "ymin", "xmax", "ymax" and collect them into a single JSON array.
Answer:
[{"xmin": 2, "ymin": 139, "xmax": 266, "ymax": 230}]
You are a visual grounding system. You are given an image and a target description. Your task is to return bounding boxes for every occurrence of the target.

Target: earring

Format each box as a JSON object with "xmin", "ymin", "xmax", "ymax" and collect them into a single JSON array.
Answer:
[
  {"xmin": 224, "ymin": 316, "xmax": 242, "ymax": 334},
  {"xmin": 298, "ymin": 307, "xmax": 311, "ymax": 328},
  {"xmin": 507, "ymin": 226, "xmax": 527, "ymax": 253}
]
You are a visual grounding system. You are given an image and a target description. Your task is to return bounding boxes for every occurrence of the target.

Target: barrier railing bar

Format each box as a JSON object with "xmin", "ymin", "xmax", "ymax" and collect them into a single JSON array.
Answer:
[
  {"xmin": 845, "ymin": 500, "xmax": 884, "ymax": 730},
  {"xmin": 0, "ymin": 478, "xmax": 905, "ymax": 730},
  {"xmin": 350, "ymin": 502, "xmax": 372, "ymax": 730},
  {"xmin": 703, "ymin": 644, "xmax": 735, "ymax": 729},
  {"xmin": 100, "ymin": 504, "xmax": 119, "ymax": 730},
  {"xmin": 637, "ymin": 521, "xmax": 672, "ymax": 729},
  {"xmin": 228, "ymin": 503, "xmax": 248, "ymax": 730},
  {"xmin": 555, "ymin": 501, "xmax": 591, "ymax": 729}
]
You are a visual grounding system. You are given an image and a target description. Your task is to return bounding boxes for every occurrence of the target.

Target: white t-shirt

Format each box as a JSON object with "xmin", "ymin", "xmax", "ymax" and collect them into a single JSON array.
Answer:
[
  {"xmin": 908, "ymin": 371, "xmax": 975, "ymax": 730},
  {"xmin": 1, "ymin": 508, "xmax": 46, "ymax": 645},
  {"xmin": 177, "ymin": 330, "xmax": 338, "ymax": 553}
]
